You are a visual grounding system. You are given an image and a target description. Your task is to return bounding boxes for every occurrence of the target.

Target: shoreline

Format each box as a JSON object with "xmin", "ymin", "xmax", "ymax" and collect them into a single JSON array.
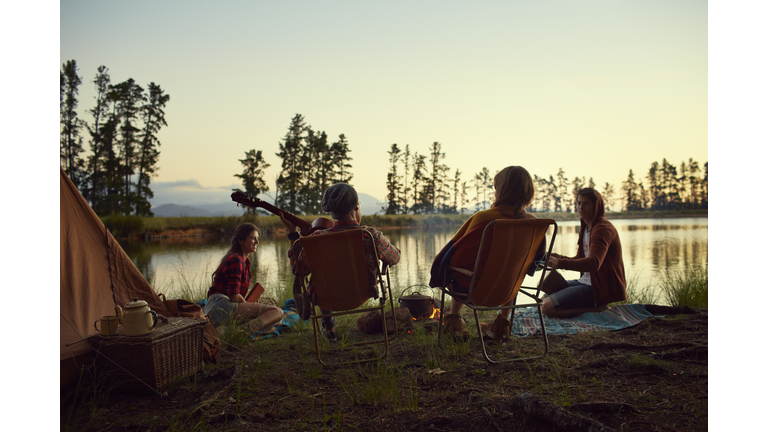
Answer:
[{"xmin": 132, "ymin": 212, "xmax": 708, "ymax": 241}]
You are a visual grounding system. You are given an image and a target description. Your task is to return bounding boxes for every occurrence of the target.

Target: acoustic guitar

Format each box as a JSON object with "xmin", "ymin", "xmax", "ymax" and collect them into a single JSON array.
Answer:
[{"xmin": 230, "ymin": 191, "xmax": 333, "ymax": 235}]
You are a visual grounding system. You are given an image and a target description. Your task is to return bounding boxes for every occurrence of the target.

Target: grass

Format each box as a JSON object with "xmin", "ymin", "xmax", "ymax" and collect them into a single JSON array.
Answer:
[
  {"xmin": 61, "ymin": 301, "xmax": 709, "ymax": 431},
  {"xmin": 618, "ymin": 272, "xmax": 661, "ymax": 305},
  {"xmin": 661, "ymin": 265, "xmax": 708, "ymax": 308}
]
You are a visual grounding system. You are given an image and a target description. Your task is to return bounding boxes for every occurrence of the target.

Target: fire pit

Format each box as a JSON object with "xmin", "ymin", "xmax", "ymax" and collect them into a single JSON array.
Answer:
[{"xmin": 398, "ymin": 288, "xmax": 441, "ymax": 320}]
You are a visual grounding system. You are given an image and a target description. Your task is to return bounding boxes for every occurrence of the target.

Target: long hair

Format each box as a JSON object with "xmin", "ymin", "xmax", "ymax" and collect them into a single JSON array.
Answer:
[
  {"xmin": 213, "ymin": 223, "xmax": 258, "ymax": 278},
  {"xmin": 491, "ymin": 166, "xmax": 535, "ymax": 216}
]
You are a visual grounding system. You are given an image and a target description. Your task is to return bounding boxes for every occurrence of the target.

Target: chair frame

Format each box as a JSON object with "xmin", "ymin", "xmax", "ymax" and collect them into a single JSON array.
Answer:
[
  {"xmin": 298, "ymin": 229, "xmax": 397, "ymax": 366},
  {"xmin": 436, "ymin": 219, "xmax": 558, "ymax": 363}
]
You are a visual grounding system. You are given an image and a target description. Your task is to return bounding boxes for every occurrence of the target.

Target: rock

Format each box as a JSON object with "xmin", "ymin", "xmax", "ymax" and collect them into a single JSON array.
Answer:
[
  {"xmin": 357, "ymin": 311, "xmax": 383, "ymax": 334},
  {"xmin": 357, "ymin": 307, "xmax": 413, "ymax": 334}
]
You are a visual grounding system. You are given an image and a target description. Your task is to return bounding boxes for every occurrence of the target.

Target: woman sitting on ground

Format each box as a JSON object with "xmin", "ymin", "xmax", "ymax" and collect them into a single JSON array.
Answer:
[
  {"xmin": 203, "ymin": 223, "xmax": 283, "ymax": 331},
  {"xmin": 429, "ymin": 165, "xmax": 546, "ymax": 343}
]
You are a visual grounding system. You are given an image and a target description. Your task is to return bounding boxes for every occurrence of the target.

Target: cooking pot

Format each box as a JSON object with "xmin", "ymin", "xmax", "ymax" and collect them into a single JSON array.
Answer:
[{"xmin": 398, "ymin": 288, "xmax": 435, "ymax": 319}]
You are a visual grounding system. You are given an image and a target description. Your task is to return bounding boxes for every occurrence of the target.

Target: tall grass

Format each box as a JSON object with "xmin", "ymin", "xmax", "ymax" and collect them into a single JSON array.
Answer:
[
  {"xmin": 661, "ymin": 265, "xmax": 708, "ymax": 308},
  {"xmin": 620, "ymin": 272, "xmax": 660, "ymax": 305},
  {"xmin": 152, "ymin": 252, "xmax": 214, "ymax": 302}
]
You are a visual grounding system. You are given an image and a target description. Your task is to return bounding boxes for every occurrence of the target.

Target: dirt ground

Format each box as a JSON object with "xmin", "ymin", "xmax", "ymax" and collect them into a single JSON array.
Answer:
[{"xmin": 61, "ymin": 305, "xmax": 707, "ymax": 431}]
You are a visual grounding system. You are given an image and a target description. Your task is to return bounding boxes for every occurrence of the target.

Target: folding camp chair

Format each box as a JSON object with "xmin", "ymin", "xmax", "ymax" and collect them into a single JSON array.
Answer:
[
  {"xmin": 437, "ymin": 218, "xmax": 557, "ymax": 363},
  {"xmin": 297, "ymin": 229, "xmax": 397, "ymax": 366}
]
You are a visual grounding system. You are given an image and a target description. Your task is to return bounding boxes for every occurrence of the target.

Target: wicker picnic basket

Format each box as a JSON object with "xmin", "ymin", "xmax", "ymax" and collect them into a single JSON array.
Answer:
[
  {"xmin": 540, "ymin": 269, "xmax": 569, "ymax": 295},
  {"xmin": 91, "ymin": 316, "xmax": 206, "ymax": 393}
]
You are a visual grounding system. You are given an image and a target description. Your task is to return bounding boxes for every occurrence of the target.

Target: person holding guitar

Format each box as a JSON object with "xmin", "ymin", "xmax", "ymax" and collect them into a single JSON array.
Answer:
[
  {"xmin": 279, "ymin": 183, "xmax": 401, "ymax": 341},
  {"xmin": 203, "ymin": 223, "xmax": 284, "ymax": 331}
]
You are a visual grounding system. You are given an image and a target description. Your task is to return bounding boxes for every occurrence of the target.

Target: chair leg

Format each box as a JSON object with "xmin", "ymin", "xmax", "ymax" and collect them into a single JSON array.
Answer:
[{"xmin": 437, "ymin": 289, "xmax": 446, "ymax": 347}]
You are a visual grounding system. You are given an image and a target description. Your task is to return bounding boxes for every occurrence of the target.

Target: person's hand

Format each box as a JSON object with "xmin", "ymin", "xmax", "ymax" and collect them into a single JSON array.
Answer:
[
  {"xmin": 547, "ymin": 255, "xmax": 560, "ymax": 269},
  {"xmin": 229, "ymin": 293, "xmax": 246, "ymax": 303},
  {"xmin": 279, "ymin": 212, "xmax": 297, "ymax": 233}
]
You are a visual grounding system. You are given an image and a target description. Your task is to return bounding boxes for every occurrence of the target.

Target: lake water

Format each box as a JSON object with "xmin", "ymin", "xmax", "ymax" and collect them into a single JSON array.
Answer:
[{"xmin": 120, "ymin": 217, "xmax": 708, "ymax": 306}]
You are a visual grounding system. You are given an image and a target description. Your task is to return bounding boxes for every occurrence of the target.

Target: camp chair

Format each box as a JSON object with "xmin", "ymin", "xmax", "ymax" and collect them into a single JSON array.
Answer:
[
  {"xmin": 437, "ymin": 218, "xmax": 557, "ymax": 363},
  {"xmin": 297, "ymin": 228, "xmax": 397, "ymax": 366}
]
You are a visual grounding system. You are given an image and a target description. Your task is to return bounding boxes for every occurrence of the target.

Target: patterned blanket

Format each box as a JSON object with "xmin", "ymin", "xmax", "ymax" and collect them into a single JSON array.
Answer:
[
  {"xmin": 511, "ymin": 303, "xmax": 655, "ymax": 336},
  {"xmin": 250, "ymin": 299, "xmax": 305, "ymax": 340}
]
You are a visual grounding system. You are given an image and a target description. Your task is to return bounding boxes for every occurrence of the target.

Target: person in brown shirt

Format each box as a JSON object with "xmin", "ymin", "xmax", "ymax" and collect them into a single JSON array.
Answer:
[{"xmin": 543, "ymin": 188, "xmax": 627, "ymax": 318}]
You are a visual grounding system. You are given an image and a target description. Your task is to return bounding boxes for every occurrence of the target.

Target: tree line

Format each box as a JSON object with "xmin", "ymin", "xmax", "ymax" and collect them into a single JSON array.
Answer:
[
  {"xmin": 234, "ymin": 114, "xmax": 353, "ymax": 215},
  {"xmin": 382, "ymin": 143, "xmax": 707, "ymax": 214},
  {"xmin": 60, "ymin": 60, "xmax": 170, "ymax": 216},
  {"xmin": 236, "ymin": 115, "xmax": 707, "ymax": 216}
]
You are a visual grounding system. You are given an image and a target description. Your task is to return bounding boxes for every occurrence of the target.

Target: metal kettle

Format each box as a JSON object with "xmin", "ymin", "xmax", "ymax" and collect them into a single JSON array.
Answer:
[{"xmin": 116, "ymin": 298, "xmax": 158, "ymax": 336}]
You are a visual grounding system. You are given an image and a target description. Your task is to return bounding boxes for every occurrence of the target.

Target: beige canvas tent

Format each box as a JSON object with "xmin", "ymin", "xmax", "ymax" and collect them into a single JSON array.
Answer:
[{"xmin": 60, "ymin": 167, "xmax": 170, "ymax": 388}]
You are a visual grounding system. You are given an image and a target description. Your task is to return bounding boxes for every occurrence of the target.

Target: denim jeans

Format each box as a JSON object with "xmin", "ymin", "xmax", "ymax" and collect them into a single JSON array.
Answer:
[{"xmin": 549, "ymin": 280, "xmax": 596, "ymax": 310}]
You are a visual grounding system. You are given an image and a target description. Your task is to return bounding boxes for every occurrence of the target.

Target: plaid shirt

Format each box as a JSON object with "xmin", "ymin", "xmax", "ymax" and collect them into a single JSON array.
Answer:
[
  {"xmin": 208, "ymin": 254, "xmax": 252, "ymax": 298},
  {"xmin": 288, "ymin": 220, "xmax": 401, "ymax": 299}
]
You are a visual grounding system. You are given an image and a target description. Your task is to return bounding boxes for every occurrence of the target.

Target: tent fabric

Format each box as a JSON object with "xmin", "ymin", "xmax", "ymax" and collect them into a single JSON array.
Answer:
[{"xmin": 60, "ymin": 168, "xmax": 169, "ymax": 387}]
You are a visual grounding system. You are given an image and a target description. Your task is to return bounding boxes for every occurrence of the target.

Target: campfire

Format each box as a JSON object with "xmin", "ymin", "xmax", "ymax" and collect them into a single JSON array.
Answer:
[{"xmin": 402, "ymin": 298, "xmax": 442, "ymax": 334}]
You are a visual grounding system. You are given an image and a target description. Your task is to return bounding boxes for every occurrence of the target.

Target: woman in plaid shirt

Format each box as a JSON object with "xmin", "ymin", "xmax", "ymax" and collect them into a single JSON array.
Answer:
[
  {"xmin": 203, "ymin": 223, "xmax": 284, "ymax": 330},
  {"xmin": 280, "ymin": 184, "xmax": 400, "ymax": 341}
]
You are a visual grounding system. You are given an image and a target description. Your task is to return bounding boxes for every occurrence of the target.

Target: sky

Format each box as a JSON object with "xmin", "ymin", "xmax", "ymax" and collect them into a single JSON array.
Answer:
[{"xmin": 57, "ymin": 0, "xmax": 709, "ymax": 206}]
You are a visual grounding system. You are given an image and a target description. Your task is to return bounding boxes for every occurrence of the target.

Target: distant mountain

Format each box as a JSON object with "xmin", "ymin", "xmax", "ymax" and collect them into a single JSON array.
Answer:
[
  {"xmin": 152, "ymin": 203, "xmax": 213, "ymax": 217},
  {"xmin": 151, "ymin": 192, "xmax": 384, "ymax": 217}
]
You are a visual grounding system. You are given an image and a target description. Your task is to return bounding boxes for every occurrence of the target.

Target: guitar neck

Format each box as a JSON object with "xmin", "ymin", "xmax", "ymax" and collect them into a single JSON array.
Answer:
[{"xmin": 231, "ymin": 192, "xmax": 311, "ymax": 233}]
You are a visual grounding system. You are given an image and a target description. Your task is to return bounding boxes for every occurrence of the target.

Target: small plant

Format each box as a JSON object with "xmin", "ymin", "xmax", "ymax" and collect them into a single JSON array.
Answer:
[
  {"xmin": 619, "ymin": 271, "xmax": 660, "ymax": 305},
  {"xmin": 661, "ymin": 265, "xmax": 708, "ymax": 308},
  {"xmin": 625, "ymin": 354, "xmax": 675, "ymax": 371}
]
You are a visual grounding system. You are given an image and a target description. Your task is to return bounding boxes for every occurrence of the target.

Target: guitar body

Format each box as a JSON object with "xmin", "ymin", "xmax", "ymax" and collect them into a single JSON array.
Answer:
[
  {"xmin": 310, "ymin": 217, "xmax": 334, "ymax": 233},
  {"xmin": 231, "ymin": 191, "xmax": 334, "ymax": 236}
]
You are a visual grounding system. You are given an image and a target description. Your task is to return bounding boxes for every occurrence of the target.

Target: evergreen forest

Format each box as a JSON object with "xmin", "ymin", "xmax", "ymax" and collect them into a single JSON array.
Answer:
[{"xmin": 61, "ymin": 59, "xmax": 706, "ymax": 218}]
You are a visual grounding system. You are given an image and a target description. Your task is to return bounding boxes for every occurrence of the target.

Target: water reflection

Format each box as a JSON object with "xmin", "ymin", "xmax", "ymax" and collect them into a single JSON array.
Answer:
[{"xmin": 119, "ymin": 218, "xmax": 707, "ymax": 306}]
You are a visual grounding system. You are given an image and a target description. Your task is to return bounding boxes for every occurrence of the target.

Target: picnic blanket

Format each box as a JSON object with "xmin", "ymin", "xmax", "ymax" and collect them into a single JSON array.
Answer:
[
  {"xmin": 249, "ymin": 299, "xmax": 306, "ymax": 340},
  {"xmin": 511, "ymin": 303, "xmax": 655, "ymax": 336}
]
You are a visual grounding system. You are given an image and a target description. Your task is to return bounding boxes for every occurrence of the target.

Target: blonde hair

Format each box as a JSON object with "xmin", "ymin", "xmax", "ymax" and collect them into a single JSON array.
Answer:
[{"xmin": 492, "ymin": 166, "xmax": 535, "ymax": 216}]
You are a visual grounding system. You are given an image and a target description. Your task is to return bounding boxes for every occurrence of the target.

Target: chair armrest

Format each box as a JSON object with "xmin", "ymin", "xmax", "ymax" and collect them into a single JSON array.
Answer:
[{"xmin": 447, "ymin": 265, "xmax": 474, "ymax": 277}]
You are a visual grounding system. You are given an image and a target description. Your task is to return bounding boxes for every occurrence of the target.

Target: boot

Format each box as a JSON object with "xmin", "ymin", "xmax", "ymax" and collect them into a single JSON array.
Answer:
[
  {"xmin": 442, "ymin": 313, "xmax": 469, "ymax": 339},
  {"xmin": 480, "ymin": 314, "xmax": 511, "ymax": 343}
]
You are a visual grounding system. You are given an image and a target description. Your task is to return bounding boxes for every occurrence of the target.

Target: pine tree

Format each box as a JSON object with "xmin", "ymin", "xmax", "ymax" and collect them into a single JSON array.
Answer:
[
  {"xmin": 571, "ymin": 176, "xmax": 585, "ymax": 212},
  {"xmin": 384, "ymin": 144, "xmax": 402, "ymax": 214},
  {"xmin": 429, "ymin": 142, "xmax": 450, "ymax": 213},
  {"xmin": 110, "ymin": 78, "xmax": 146, "ymax": 214},
  {"xmin": 411, "ymin": 153, "xmax": 428, "ymax": 214},
  {"xmin": 602, "ymin": 182, "xmax": 616, "ymax": 212},
  {"xmin": 275, "ymin": 114, "xmax": 307, "ymax": 213},
  {"xmin": 235, "ymin": 150, "xmax": 271, "ymax": 214},
  {"xmin": 622, "ymin": 170, "xmax": 642, "ymax": 211},
  {"xmin": 299, "ymin": 128, "xmax": 330, "ymax": 214},
  {"xmin": 60, "ymin": 60, "xmax": 85, "ymax": 186},
  {"xmin": 450, "ymin": 169, "xmax": 462, "ymax": 214},
  {"xmin": 135, "ymin": 82, "xmax": 170, "ymax": 216},
  {"xmin": 329, "ymin": 133, "xmax": 353, "ymax": 184},
  {"xmin": 475, "ymin": 167, "xmax": 491, "ymax": 210},
  {"xmin": 556, "ymin": 168, "xmax": 569, "ymax": 212},
  {"xmin": 83, "ymin": 66, "xmax": 111, "ymax": 208},
  {"xmin": 401, "ymin": 144, "xmax": 411, "ymax": 213}
]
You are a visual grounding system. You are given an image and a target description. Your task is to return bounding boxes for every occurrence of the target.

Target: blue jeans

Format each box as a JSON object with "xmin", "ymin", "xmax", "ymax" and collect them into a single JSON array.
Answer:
[
  {"xmin": 204, "ymin": 293, "xmax": 237, "ymax": 327},
  {"xmin": 549, "ymin": 280, "xmax": 596, "ymax": 310}
]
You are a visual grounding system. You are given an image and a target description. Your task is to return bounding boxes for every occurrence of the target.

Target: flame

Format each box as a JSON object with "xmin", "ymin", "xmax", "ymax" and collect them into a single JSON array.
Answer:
[{"xmin": 412, "ymin": 308, "xmax": 441, "ymax": 321}]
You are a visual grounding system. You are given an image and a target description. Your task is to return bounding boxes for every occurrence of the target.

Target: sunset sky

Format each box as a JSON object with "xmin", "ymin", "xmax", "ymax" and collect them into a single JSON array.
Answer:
[{"xmin": 58, "ymin": 0, "xmax": 708, "ymax": 207}]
